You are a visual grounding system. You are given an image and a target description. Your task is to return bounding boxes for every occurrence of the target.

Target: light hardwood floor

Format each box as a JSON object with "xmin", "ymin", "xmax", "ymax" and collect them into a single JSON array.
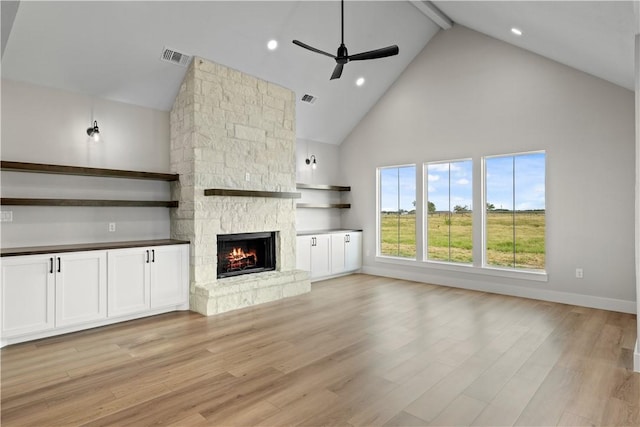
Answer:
[{"xmin": 1, "ymin": 274, "xmax": 638, "ymax": 426}]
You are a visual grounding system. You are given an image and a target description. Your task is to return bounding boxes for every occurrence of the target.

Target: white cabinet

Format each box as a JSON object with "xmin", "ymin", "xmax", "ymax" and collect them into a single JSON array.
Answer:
[
  {"xmin": 331, "ymin": 234, "xmax": 346, "ymax": 274},
  {"xmin": 150, "ymin": 244, "xmax": 189, "ymax": 309},
  {"xmin": 311, "ymin": 235, "xmax": 331, "ymax": 279},
  {"xmin": 344, "ymin": 232, "xmax": 362, "ymax": 272},
  {"xmin": 297, "ymin": 231, "xmax": 362, "ymax": 281},
  {"xmin": 108, "ymin": 244, "xmax": 189, "ymax": 316},
  {"xmin": 331, "ymin": 232, "xmax": 363, "ymax": 275},
  {"xmin": 296, "ymin": 236, "xmax": 312, "ymax": 273},
  {"xmin": 1, "ymin": 242, "xmax": 189, "ymax": 347},
  {"xmin": 55, "ymin": 251, "xmax": 107, "ymax": 327},
  {"xmin": 1, "ymin": 251, "xmax": 107, "ymax": 337},
  {"xmin": 296, "ymin": 234, "xmax": 331, "ymax": 280},
  {"xmin": 107, "ymin": 247, "xmax": 151, "ymax": 317},
  {"xmin": 1, "ymin": 255, "xmax": 55, "ymax": 337}
]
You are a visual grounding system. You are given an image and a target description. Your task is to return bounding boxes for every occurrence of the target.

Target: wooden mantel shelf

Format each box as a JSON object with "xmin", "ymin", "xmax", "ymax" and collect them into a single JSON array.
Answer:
[
  {"xmin": 0, "ymin": 161, "xmax": 179, "ymax": 182},
  {"xmin": 204, "ymin": 189, "xmax": 301, "ymax": 199}
]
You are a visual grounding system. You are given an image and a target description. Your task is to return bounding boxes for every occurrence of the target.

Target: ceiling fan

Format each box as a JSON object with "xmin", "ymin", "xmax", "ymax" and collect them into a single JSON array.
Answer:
[{"xmin": 292, "ymin": 0, "xmax": 399, "ymax": 80}]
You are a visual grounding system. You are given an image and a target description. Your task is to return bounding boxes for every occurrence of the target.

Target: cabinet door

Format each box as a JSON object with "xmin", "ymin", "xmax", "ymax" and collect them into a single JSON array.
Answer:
[
  {"xmin": 56, "ymin": 251, "xmax": 107, "ymax": 327},
  {"xmin": 150, "ymin": 245, "xmax": 189, "ymax": 309},
  {"xmin": 330, "ymin": 233, "xmax": 346, "ymax": 274},
  {"xmin": 107, "ymin": 247, "xmax": 151, "ymax": 317},
  {"xmin": 1, "ymin": 255, "xmax": 55, "ymax": 337},
  {"xmin": 310, "ymin": 234, "xmax": 331, "ymax": 279},
  {"xmin": 345, "ymin": 232, "xmax": 363, "ymax": 271},
  {"xmin": 296, "ymin": 236, "xmax": 312, "ymax": 272}
]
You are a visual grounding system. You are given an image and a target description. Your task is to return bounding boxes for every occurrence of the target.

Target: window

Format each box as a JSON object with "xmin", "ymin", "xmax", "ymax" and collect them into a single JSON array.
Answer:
[
  {"xmin": 378, "ymin": 165, "xmax": 416, "ymax": 258},
  {"xmin": 484, "ymin": 152, "xmax": 545, "ymax": 270},
  {"xmin": 426, "ymin": 160, "xmax": 473, "ymax": 263}
]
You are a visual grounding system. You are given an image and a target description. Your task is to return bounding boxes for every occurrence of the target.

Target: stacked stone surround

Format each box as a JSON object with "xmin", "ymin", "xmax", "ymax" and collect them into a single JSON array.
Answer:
[{"xmin": 170, "ymin": 57, "xmax": 310, "ymax": 316}]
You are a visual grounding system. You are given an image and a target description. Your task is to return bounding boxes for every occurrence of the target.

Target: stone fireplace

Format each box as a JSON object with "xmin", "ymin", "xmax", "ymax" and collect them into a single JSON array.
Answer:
[{"xmin": 169, "ymin": 57, "xmax": 310, "ymax": 316}]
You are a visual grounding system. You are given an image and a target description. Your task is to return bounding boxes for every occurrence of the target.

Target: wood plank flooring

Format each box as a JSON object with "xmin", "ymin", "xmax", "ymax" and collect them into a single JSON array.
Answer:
[{"xmin": 1, "ymin": 274, "xmax": 638, "ymax": 426}]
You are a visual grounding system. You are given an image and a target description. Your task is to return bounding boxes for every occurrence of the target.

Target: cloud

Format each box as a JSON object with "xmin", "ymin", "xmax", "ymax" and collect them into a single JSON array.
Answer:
[
  {"xmin": 456, "ymin": 178, "xmax": 470, "ymax": 185},
  {"xmin": 427, "ymin": 174, "xmax": 440, "ymax": 182},
  {"xmin": 428, "ymin": 163, "xmax": 462, "ymax": 173}
]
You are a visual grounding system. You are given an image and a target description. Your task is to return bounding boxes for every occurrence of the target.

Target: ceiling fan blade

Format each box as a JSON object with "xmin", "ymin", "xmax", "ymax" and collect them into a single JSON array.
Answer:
[
  {"xmin": 330, "ymin": 63, "xmax": 344, "ymax": 80},
  {"xmin": 292, "ymin": 40, "xmax": 336, "ymax": 59},
  {"xmin": 348, "ymin": 45, "xmax": 399, "ymax": 61}
]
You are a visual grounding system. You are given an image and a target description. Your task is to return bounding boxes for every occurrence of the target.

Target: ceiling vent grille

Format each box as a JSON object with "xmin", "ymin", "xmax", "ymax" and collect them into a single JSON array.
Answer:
[
  {"xmin": 160, "ymin": 47, "xmax": 192, "ymax": 67},
  {"xmin": 301, "ymin": 94, "xmax": 317, "ymax": 104}
]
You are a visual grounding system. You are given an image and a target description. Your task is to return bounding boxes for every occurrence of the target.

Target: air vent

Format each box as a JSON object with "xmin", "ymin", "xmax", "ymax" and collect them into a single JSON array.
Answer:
[
  {"xmin": 160, "ymin": 47, "xmax": 192, "ymax": 67},
  {"xmin": 301, "ymin": 94, "xmax": 317, "ymax": 104}
]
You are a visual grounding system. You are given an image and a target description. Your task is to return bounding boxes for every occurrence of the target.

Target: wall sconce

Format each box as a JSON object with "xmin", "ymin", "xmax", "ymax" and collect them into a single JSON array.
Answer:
[
  {"xmin": 86, "ymin": 120, "xmax": 100, "ymax": 142},
  {"xmin": 305, "ymin": 155, "xmax": 317, "ymax": 170}
]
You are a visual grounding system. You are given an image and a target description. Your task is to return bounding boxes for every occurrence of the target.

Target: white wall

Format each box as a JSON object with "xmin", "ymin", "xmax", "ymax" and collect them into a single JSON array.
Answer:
[
  {"xmin": 340, "ymin": 25, "xmax": 636, "ymax": 313},
  {"xmin": 295, "ymin": 138, "xmax": 345, "ymax": 231},
  {"xmin": 1, "ymin": 79, "xmax": 172, "ymax": 247},
  {"xmin": 634, "ymin": 33, "xmax": 640, "ymax": 370}
]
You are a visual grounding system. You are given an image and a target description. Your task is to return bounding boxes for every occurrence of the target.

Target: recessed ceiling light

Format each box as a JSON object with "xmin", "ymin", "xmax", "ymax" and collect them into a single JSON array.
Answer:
[
  {"xmin": 356, "ymin": 77, "xmax": 365, "ymax": 87},
  {"xmin": 511, "ymin": 28, "xmax": 522, "ymax": 36},
  {"xmin": 267, "ymin": 40, "xmax": 278, "ymax": 50}
]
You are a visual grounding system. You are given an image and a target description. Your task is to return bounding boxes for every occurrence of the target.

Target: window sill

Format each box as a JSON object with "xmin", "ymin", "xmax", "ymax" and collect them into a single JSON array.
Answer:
[{"xmin": 375, "ymin": 256, "xmax": 548, "ymax": 283}]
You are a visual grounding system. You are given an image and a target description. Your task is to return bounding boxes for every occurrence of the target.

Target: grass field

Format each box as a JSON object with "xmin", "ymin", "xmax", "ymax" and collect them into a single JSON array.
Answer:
[{"xmin": 381, "ymin": 211, "xmax": 545, "ymax": 269}]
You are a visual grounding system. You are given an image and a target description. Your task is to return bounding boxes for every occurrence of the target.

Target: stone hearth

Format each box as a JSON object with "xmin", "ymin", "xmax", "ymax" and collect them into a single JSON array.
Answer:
[{"xmin": 169, "ymin": 57, "xmax": 310, "ymax": 316}]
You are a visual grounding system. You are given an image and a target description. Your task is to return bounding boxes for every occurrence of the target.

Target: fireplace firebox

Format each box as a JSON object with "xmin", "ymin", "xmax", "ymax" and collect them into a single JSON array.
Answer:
[{"xmin": 217, "ymin": 232, "xmax": 276, "ymax": 279}]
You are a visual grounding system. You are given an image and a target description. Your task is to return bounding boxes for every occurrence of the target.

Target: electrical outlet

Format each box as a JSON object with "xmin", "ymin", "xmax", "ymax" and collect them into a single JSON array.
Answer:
[
  {"xmin": 0, "ymin": 211, "xmax": 13, "ymax": 222},
  {"xmin": 575, "ymin": 268, "xmax": 583, "ymax": 279},
  {"xmin": 245, "ymin": 172, "xmax": 250, "ymax": 182},
  {"xmin": 108, "ymin": 222, "xmax": 116, "ymax": 232}
]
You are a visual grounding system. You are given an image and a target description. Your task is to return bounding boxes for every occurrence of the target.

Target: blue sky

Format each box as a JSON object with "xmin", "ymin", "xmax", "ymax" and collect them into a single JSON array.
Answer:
[
  {"xmin": 380, "ymin": 166, "xmax": 416, "ymax": 211},
  {"xmin": 485, "ymin": 153, "xmax": 545, "ymax": 211},
  {"xmin": 380, "ymin": 153, "xmax": 545, "ymax": 212},
  {"xmin": 427, "ymin": 160, "xmax": 473, "ymax": 212}
]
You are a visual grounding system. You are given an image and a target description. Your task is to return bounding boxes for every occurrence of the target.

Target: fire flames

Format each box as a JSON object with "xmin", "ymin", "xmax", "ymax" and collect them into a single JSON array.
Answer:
[
  {"xmin": 227, "ymin": 247, "xmax": 256, "ymax": 261},
  {"xmin": 224, "ymin": 247, "xmax": 258, "ymax": 271}
]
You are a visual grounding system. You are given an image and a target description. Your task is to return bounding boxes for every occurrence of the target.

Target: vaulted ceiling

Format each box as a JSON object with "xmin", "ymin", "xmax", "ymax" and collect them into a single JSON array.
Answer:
[{"xmin": 1, "ymin": 1, "xmax": 636, "ymax": 145}]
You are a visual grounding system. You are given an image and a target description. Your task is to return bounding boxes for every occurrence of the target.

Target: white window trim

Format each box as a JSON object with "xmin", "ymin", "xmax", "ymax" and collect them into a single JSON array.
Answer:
[
  {"xmin": 482, "ymin": 150, "xmax": 546, "ymax": 271},
  {"xmin": 423, "ymin": 158, "xmax": 473, "ymax": 264},
  {"xmin": 376, "ymin": 164, "xmax": 417, "ymax": 260},
  {"xmin": 375, "ymin": 255, "xmax": 548, "ymax": 282}
]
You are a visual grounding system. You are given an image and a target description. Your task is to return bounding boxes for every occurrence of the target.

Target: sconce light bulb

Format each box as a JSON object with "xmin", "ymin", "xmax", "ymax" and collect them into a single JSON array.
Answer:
[{"xmin": 87, "ymin": 120, "xmax": 100, "ymax": 142}]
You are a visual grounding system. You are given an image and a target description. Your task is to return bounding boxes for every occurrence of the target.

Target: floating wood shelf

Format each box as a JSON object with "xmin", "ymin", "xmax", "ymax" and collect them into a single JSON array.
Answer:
[
  {"xmin": 204, "ymin": 189, "xmax": 301, "ymax": 199},
  {"xmin": 1, "ymin": 161, "xmax": 179, "ymax": 181},
  {"xmin": 296, "ymin": 203, "xmax": 351, "ymax": 209},
  {"xmin": 1, "ymin": 198, "xmax": 178, "ymax": 208},
  {"xmin": 296, "ymin": 183, "xmax": 351, "ymax": 191}
]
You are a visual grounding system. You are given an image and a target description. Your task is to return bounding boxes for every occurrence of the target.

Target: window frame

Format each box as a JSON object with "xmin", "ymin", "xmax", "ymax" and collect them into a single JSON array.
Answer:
[
  {"xmin": 482, "ymin": 150, "xmax": 546, "ymax": 273},
  {"xmin": 376, "ymin": 164, "xmax": 417, "ymax": 260},
  {"xmin": 423, "ymin": 158, "xmax": 474, "ymax": 265}
]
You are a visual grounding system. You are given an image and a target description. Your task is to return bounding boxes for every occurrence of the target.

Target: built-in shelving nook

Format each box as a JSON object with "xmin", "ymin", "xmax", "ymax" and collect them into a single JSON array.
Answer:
[
  {"xmin": 295, "ymin": 183, "xmax": 351, "ymax": 209},
  {"xmin": 0, "ymin": 161, "xmax": 180, "ymax": 208}
]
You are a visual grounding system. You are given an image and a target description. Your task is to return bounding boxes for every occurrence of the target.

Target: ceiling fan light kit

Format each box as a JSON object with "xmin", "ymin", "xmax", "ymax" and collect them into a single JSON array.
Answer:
[{"xmin": 293, "ymin": 0, "xmax": 399, "ymax": 80}]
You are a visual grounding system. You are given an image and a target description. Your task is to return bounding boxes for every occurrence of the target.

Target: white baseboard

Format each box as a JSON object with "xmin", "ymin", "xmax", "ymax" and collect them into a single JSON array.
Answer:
[
  {"xmin": 362, "ymin": 266, "xmax": 637, "ymax": 314},
  {"xmin": 635, "ymin": 340, "xmax": 640, "ymax": 373}
]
